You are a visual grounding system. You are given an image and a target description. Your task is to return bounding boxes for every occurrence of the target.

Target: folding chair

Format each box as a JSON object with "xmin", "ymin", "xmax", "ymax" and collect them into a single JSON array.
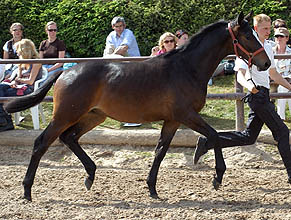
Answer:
[{"xmin": 14, "ymin": 68, "xmax": 48, "ymax": 129}]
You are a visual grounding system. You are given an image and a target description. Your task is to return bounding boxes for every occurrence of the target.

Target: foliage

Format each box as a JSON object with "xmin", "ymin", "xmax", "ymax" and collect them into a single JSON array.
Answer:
[{"xmin": 0, "ymin": 0, "xmax": 290, "ymax": 57}]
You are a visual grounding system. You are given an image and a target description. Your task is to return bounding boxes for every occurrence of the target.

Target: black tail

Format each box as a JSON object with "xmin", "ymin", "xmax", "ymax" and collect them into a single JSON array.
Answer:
[{"xmin": 4, "ymin": 70, "xmax": 63, "ymax": 113}]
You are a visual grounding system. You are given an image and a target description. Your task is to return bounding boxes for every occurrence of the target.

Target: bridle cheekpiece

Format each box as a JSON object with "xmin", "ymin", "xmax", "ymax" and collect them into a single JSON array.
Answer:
[{"xmin": 228, "ymin": 23, "xmax": 265, "ymax": 68}]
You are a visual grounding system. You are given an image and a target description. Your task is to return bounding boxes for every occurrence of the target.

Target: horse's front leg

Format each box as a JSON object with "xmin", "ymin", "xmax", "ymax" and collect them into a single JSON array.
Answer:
[
  {"xmin": 147, "ymin": 120, "xmax": 180, "ymax": 199},
  {"xmin": 176, "ymin": 110, "xmax": 226, "ymax": 189},
  {"xmin": 213, "ymin": 146, "xmax": 225, "ymax": 190}
]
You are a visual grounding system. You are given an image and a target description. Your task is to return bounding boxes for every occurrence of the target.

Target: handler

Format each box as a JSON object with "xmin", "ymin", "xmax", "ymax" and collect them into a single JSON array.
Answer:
[{"xmin": 193, "ymin": 14, "xmax": 291, "ymax": 184}]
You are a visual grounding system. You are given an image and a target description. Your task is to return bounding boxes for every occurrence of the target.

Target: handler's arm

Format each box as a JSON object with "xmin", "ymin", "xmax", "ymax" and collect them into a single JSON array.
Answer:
[
  {"xmin": 269, "ymin": 67, "xmax": 291, "ymax": 91},
  {"xmin": 236, "ymin": 68, "xmax": 259, "ymax": 94}
]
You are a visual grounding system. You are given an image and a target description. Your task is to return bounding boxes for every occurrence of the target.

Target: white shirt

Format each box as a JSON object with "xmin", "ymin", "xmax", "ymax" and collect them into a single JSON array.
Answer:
[
  {"xmin": 234, "ymin": 40, "xmax": 275, "ymax": 89},
  {"xmin": 273, "ymin": 45, "xmax": 291, "ymax": 78},
  {"xmin": 2, "ymin": 41, "xmax": 16, "ymax": 53},
  {"xmin": 104, "ymin": 29, "xmax": 140, "ymax": 57}
]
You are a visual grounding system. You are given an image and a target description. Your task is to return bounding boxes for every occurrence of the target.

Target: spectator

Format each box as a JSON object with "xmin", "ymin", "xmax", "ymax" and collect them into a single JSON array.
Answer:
[
  {"xmin": 2, "ymin": 23, "xmax": 24, "ymax": 80},
  {"xmin": 151, "ymin": 32, "xmax": 177, "ymax": 56},
  {"xmin": 39, "ymin": 21, "xmax": 66, "ymax": 78},
  {"xmin": 0, "ymin": 39, "xmax": 44, "ymax": 132},
  {"xmin": 103, "ymin": 16, "xmax": 140, "ymax": 57},
  {"xmin": 104, "ymin": 16, "xmax": 141, "ymax": 127},
  {"xmin": 270, "ymin": 19, "xmax": 291, "ymax": 47},
  {"xmin": 273, "ymin": 27, "xmax": 291, "ymax": 120},
  {"xmin": 175, "ymin": 30, "xmax": 189, "ymax": 47},
  {"xmin": 0, "ymin": 61, "xmax": 5, "ymax": 81},
  {"xmin": 269, "ymin": 19, "xmax": 289, "ymax": 99},
  {"xmin": 193, "ymin": 14, "xmax": 291, "ymax": 184}
]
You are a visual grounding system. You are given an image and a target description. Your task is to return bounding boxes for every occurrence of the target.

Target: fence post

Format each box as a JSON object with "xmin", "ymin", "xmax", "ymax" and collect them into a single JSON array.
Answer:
[{"xmin": 235, "ymin": 73, "xmax": 245, "ymax": 131}]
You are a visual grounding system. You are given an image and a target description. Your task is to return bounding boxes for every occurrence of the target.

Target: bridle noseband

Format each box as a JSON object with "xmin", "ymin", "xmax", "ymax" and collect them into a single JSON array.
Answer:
[{"xmin": 228, "ymin": 23, "xmax": 265, "ymax": 68}]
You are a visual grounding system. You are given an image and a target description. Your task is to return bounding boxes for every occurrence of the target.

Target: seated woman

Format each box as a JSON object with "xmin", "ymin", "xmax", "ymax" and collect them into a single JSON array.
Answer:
[
  {"xmin": 0, "ymin": 39, "xmax": 43, "ymax": 132},
  {"xmin": 175, "ymin": 29, "xmax": 189, "ymax": 47},
  {"xmin": 0, "ymin": 62, "xmax": 5, "ymax": 81},
  {"xmin": 2, "ymin": 22, "xmax": 24, "ymax": 81},
  {"xmin": 151, "ymin": 32, "xmax": 177, "ymax": 56},
  {"xmin": 273, "ymin": 27, "xmax": 291, "ymax": 120},
  {"xmin": 39, "ymin": 21, "xmax": 66, "ymax": 78}
]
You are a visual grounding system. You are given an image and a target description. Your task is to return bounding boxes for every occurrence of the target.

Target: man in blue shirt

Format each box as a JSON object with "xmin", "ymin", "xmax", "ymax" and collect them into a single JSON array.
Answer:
[
  {"xmin": 104, "ymin": 16, "xmax": 140, "ymax": 57},
  {"xmin": 104, "ymin": 16, "xmax": 141, "ymax": 127}
]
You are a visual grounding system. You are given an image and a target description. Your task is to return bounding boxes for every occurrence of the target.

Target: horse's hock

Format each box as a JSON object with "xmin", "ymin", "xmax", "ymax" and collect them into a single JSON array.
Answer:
[{"xmin": 0, "ymin": 128, "xmax": 281, "ymax": 147}]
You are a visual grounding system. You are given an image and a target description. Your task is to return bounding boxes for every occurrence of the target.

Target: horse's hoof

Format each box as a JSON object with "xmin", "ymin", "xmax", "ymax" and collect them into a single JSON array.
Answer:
[
  {"xmin": 23, "ymin": 189, "xmax": 32, "ymax": 202},
  {"xmin": 85, "ymin": 178, "xmax": 93, "ymax": 190},
  {"xmin": 150, "ymin": 193, "xmax": 160, "ymax": 199},
  {"xmin": 212, "ymin": 177, "xmax": 221, "ymax": 190},
  {"xmin": 23, "ymin": 195, "xmax": 32, "ymax": 202}
]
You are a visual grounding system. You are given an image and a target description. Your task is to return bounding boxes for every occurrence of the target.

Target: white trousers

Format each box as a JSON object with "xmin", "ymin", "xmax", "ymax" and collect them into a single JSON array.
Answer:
[{"xmin": 277, "ymin": 85, "xmax": 291, "ymax": 120}]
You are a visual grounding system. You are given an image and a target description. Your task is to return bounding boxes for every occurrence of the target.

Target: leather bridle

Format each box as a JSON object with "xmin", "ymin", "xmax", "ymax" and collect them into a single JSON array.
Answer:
[{"xmin": 228, "ymin": 23, "xmax": 265, "ymax": 68}]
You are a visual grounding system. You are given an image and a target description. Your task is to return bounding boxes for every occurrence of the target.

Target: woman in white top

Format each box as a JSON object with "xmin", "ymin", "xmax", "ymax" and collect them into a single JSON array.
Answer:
[
  {"xmin": 273, "ymin": 27, "xmax": 291, "ymax": 120},
  {"xmin": 0, "ymin": 39, "xmax": 43, "ymax": 132}
]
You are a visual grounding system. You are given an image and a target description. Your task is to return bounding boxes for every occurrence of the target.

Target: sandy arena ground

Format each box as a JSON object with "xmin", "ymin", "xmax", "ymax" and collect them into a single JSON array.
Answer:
[{"xmin": 0, "ymin": 143, "xmax": 291, "ymax": 220}]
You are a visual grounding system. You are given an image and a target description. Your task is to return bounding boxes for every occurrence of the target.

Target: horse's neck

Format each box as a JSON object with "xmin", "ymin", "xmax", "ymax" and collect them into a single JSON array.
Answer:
[{"xmin": 183, "ymin": 27, "xmax": 232, "ymax": 85}]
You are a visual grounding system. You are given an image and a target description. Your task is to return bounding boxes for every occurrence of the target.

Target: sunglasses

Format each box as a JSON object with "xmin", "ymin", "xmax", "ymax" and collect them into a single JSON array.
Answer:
[
  {"xmin": 275, "ymin": 35, "xmax": 287, "ymax": 38},
  {"xmin": 48, "ymin": 29, "xmax": 57, "ymax": 32},
  {"xmin": 12, "ymin": 29, "xmax": 22, "ymax": 32},
  {"xmin": 176, "ymin": 30, "xmax": 185, "ymax": 39},
  {"xmin": 164, "ymin": 39, "xmax": 174, "ymax": 44},
  {"xmin": 274, "ymin": 24, "xmax": 287, "ymax": 29}
]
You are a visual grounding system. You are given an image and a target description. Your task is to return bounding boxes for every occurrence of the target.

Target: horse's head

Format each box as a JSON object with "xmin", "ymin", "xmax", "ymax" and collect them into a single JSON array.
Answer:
[{"xmin": 230, "ymin": 11, "xmax": 271, "ymax": 71}]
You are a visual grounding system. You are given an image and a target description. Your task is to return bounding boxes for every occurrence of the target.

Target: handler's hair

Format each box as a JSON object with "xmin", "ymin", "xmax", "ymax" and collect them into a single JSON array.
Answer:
[{"xmin": 253, "ymin": 14, "xmax": 271, "ymax": 27}]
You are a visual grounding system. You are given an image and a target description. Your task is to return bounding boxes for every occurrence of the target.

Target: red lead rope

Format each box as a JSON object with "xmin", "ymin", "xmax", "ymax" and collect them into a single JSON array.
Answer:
[{"xmin": 228, "ymin": 23, "xmax": 265, "ymax": 68}]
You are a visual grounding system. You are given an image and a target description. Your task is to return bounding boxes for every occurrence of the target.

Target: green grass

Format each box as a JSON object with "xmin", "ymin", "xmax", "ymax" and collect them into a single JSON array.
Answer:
[{"xmin": 14, "ymin": 74, "xmax": 291, "ymax": 131}]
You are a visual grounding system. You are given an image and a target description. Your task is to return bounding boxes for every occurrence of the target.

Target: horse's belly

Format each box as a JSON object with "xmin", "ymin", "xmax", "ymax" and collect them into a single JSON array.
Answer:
[{"xmin": 97, "ymin": 100, "xmax": 170, "ymax": 123}]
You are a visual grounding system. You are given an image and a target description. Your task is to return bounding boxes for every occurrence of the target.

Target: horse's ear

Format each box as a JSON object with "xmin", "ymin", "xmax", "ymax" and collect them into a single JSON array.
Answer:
[
  {"xmin": 237, "ymin": 11, "xmax": 245, "ymax": 26},
  {"xmin": 244, "ymin": 11, "xmax": 253, "ymax": 23}
]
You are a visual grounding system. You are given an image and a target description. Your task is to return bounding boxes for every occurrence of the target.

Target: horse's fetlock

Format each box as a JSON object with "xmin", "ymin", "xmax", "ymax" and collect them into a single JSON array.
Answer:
[{"xmin": 22, "ymin": 179, "xmax": 32, "ymax": 190}]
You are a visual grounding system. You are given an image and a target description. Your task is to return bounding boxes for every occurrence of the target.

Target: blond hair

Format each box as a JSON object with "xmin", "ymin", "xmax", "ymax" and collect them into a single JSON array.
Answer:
[
  {"xmin": 158, "ymin": 32, "xmax": 177, "ymax": 50},
  {"xmin": 14, "ymin": 39, "xmax": 39, "ymax": 72},
  {"xmin": 253, "ymin": 14, "xmax": 271, "ymax": 27}
]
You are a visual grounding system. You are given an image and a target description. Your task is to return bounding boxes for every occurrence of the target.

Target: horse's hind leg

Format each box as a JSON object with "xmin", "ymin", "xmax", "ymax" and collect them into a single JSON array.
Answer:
[
  {"xmin": 23, "ymin": 123, "xmax": 65, "ymax": 201},
  {"xmin": 176, "ymin": 111, "xmax": 226, "ymax": 189},
  {"xmin": 147, "ymin": 120, "xmax": 180, "ymax": 199},
  {"xmin": 59, "ymin": 109, "xmax": 106, "ymax": 191}
]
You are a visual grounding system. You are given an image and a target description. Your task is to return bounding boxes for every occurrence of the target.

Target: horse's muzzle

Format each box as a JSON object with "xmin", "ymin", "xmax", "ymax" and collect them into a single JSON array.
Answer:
[{"xmin": 257, "ymin": 60, "xmax": 271, "ymax": 71}]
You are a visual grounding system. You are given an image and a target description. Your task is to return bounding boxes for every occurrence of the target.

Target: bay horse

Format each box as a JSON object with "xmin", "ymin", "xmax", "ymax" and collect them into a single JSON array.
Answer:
[{"xmin": 4, "ymin": 11, "xmax": 270, "ymax": 201}]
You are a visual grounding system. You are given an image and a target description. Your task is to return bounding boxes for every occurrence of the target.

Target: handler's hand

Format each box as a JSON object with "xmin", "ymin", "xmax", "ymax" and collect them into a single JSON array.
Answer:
[{"xmin": 250, "ymin": 86, "xmax": 259, "ymax": 94}]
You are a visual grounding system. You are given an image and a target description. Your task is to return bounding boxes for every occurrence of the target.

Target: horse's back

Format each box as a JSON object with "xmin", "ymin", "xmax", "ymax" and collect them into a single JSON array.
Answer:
[{"xmin": 52, "ymin": 60, "xmax": 173, "ymax": 121}]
